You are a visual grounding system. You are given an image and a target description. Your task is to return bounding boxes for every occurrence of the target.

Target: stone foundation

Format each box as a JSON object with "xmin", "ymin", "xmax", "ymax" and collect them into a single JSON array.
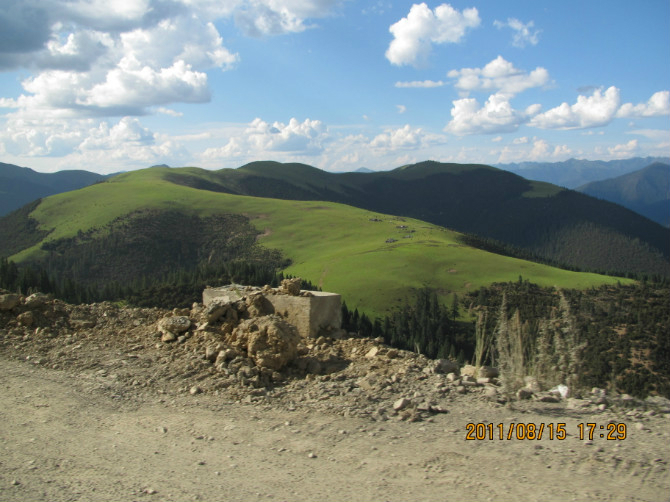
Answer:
[{"xmin": 203, "ymin": 285, "xmax": 342, "ymax": 339}]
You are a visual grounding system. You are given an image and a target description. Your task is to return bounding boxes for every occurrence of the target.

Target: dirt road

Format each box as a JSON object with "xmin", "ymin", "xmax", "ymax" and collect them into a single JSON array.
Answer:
[{"xmin": 1, "ymin": 357, "xmax": 668, "ymax": 502}]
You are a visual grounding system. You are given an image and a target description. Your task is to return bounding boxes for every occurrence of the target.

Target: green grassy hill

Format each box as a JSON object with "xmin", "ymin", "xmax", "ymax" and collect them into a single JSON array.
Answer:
[
  {"xmin": 1, "ymin": 166, "xmax": 630, "ymax": 318},
  {"xmin": 164, "ymin": 160, "xmax": 670, "ymax": 278}
]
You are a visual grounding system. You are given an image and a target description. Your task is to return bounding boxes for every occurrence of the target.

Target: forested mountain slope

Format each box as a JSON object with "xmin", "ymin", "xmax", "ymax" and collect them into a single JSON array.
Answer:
[
  {"xmin": 0, "ymin": 162, "xmax": 107, "ymax": 216},
  {"xmin": 497, "ymin": 157, "xmax": 670, "ymax": 189},
  {"xmin": 577, "ymin": 162, "xmax": 670, "ymax": 228}
]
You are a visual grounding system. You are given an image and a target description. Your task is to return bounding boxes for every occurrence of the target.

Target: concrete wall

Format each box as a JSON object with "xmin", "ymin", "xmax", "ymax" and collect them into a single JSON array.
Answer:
[{"xmin": 267, "ymin": 291, "xmax": 341, "ymax": 339}]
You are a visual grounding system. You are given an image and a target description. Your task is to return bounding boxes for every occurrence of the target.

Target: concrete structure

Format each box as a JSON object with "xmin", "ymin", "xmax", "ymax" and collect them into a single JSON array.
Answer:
[
  {"xmin": 202, "ymin": 284, "xmax": 251, "ymax": 306},
  {"xmin": 203, "ymin": 285, "xmax": 342, "ymax": 339}
]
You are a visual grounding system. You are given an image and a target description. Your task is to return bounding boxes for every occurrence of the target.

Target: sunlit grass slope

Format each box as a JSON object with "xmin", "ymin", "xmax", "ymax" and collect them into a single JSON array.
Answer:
[{"xmin": 17, "ymin": 166, "xmax": 629, "ymax": 317}]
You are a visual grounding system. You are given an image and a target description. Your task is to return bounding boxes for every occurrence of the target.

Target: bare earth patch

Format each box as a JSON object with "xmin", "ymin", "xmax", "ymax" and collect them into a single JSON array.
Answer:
[{"xmin": 1, "ymin": 294, "xmax": 668, "ymax": 502}]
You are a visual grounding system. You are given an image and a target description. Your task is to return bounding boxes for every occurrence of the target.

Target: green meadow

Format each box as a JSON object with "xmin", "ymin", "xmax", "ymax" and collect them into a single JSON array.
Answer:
[{"xmin": 16, "ymin": 167, "xmax": 630, "ymax": 317}]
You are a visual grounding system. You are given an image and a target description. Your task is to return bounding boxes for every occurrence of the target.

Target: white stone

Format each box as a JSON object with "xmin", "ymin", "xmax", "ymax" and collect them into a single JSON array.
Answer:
[{"xmin": 393, "ymin": 398, "xmax": 412, "ymax": 411}]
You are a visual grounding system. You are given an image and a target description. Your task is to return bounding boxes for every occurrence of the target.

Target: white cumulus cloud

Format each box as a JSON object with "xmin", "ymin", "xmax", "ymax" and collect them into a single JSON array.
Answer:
[
  {"xmin": 203, "ymin": 117, "xmax": 329, "ymax": 160},
  {"xmin": 3, "ymin": 9, "xmax": 239, "ymax": 120},
  {"xmin": 447, "ymin": 56, "xmax": 549, "ymax": 97},
  {"xmin": 445, "ymin": 93, "xmax": 540, "ymax": 135},
  {"xmin": 608, "ymin": 139, "xmax": 639, "ymax": 159},
  {"xmin": 83, "ymin": 58, "xmax": 211, "ymax": 112},
  {"xmin": 370, "ymin": 124, "xmax": 446, "ymax": 150},
  {"xmin": 529, "ymin": 86, "xmax": 621, "ymax": 130},
  {"xmin": 385, "ymin": 3, "xmax": 480, "ymax": 67},
  {"xmin": 0, "ymin": 114, "xmax": 188, "ymax": 171},
  {"xmin": 1, "ymin": 0, "xmax": 344, "ymax": 122},
  {"xmin": 496, "ymin": 137, "xmax": 572, "ymax": 163},
  {"xmin": 617, "ymin": 90, "xmax": 670, "ymax": 118}
]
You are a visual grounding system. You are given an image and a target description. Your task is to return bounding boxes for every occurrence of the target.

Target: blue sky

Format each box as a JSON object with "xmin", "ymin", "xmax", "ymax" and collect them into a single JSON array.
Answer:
[{"xmin": 0, "ymin": 0, "xmax": 668, "ymax": 174}]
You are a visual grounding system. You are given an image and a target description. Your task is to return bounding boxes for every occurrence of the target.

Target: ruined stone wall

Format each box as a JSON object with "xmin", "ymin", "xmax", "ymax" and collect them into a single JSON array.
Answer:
[{"xmin": 202, "ymin": 284, "xmax": 342, "ymax": 339}]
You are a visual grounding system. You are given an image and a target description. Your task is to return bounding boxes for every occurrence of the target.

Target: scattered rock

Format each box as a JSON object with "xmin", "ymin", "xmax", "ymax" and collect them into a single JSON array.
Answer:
[
  {"xmin": 483, "ymin": 387, "xmax": 498, "ymax": 400},
  {"xmin": 517, "ymin": 388, "xmax": 534, "ymax": 400},
  {"xmin": 159, "ymin": 316, "xmax": 191, "ymax": 334},
  {"xmin": 478, "ymin": 366, "xmax": 499, "ymax": 379},
  {"xmin": 393, "ymin": 398, "xmax": 412, "ymax": 411},
  {"xmin": 279, "ymin": 278, "xmax": 302, "ymax": 296},
  {"xmin": 17, "ymin": 311, "xmax": 34, "ymax": 327},
  {"xmin": 433, "ymin": 359, "xmax": 459, "ymax": 374},
  {"xmin": 0, "ymin": 294, "xmax": 20, "ymax": 311},
  {"xmin": 460, "ymin": 365, "xmax": 477, "ymax": 378},
  {"xmin": 24, "ymin": 292, "xmax": 49, "ymax": 308},
  {"xmin": 205, "ymin": 299, "xmax": 232, "ymax": 323},
  {"xmin": 161, "ymin": 331, "xmax": 177, "ymax": 343}
]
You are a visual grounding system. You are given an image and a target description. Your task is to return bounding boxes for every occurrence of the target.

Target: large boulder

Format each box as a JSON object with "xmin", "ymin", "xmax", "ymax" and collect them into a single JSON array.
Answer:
[
  {"xmin": 204, "ymin": 298, "xmax": 232, "ymax": 323},
  {"xmin": 226, "ymin": 315, "xmax": 300, "ymax": 370},
  {"xmin": 0, "ymin": 294, "xmax": 20, "ymax": 311},
  {"xmin": 158, "ymin": 316, "xmax": 191, "ymax": 342},
  {"xmin": 478, "ymin": 366, "xmax": 499, "ymax": 378},
  {"xmin": 24, "ymin": 292, "xmax": 49, "ymax": 309},
  {"xmin": 433, "ymin": 359, "xmax": 459, "ymax": 374}
]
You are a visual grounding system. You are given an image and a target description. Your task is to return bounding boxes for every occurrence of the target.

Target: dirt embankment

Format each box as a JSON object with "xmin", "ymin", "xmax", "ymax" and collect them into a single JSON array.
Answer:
[{"xmin": 1, "ymin": 291, "xmax": 669, "ymax": 502}]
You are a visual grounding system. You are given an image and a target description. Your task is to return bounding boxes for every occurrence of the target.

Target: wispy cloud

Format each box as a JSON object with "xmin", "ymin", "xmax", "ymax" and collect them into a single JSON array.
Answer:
[
  {"xmin": 395, "ymin": 80, "xmax": 445, "ymax": 88},
  {"xmin": 494, "ymin": 18, "xmax": 540, "ymax": 48}
]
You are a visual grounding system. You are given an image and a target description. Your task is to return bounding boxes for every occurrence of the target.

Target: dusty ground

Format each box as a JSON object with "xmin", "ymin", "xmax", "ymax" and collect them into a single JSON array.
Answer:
[{"xmin": 1, "ymin": 294, "xmax": 669, "ymax": 502}]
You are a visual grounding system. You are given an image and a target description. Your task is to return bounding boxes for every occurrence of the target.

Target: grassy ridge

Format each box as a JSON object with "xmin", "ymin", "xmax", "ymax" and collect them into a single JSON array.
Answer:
[{"xmin": 13, "ymin": 167, "xmax": 630, "ymax": 317}]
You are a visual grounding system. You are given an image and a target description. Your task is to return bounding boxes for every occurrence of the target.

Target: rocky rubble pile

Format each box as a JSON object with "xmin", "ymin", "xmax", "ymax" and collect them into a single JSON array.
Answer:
[{"xmin": 2, "ymin": 287, "xmax": 669, "ymax": 422}]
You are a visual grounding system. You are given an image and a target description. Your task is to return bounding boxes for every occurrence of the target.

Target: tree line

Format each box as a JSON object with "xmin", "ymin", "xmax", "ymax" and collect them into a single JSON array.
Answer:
[{"xmin": 3, "ymin": 252, "xmax": 667, "ymax": 398}]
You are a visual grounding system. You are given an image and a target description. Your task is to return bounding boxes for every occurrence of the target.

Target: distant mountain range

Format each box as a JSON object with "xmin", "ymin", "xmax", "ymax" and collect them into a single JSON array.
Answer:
[
  {"xmin": 497, "ymin": 157, "xmax": 670, "ymax": 189},
  {"xmin": 577, "ymin": 162, "xmax": 670, "ymax": 228},
  {"xmin": 2, "ymin": 159, "xmax": 669, "ymax": 281},
  {"xmin": 0, "ymin": 162, "xmax": 107, "ymax": 216}
]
